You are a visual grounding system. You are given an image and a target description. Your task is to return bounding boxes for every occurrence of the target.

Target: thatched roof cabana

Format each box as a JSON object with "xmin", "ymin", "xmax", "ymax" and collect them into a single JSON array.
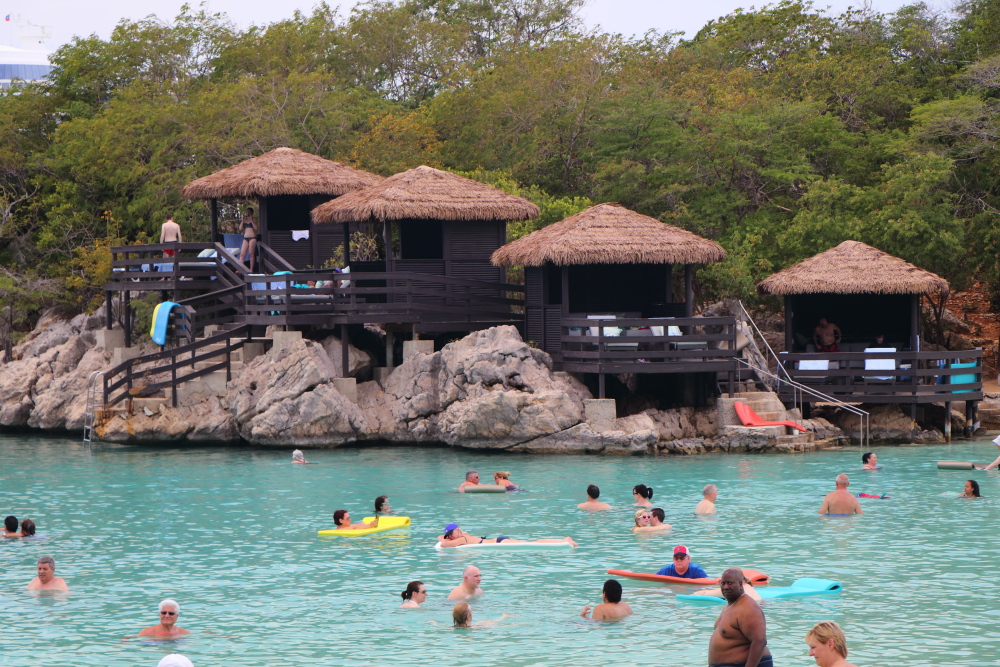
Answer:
[
  {"xmin": 490, "ymin": 203, "xmax": 726, "ymax": 267},
  {"xmin": 181, "ymin": 147, "xmax": 384, "ymax": 199},
  {"xmin": 758, "ymin": 240, "xmax": 949, "ymax": 296},
  {"xmin": 311, "ymin": 165, "xmax": 539, "ymax": 224}
]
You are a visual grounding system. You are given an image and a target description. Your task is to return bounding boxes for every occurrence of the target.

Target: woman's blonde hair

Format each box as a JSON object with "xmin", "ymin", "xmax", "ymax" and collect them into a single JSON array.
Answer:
[
  {"xmin": 494, "ymin": 471, "xmax": 510, "ymax": 479},
  {"xmin": 452, "ymin": 602, "xmax": 472, "ymax": 627},
  {"xmin": 633, "ymin": 509, "xmax": 649, "ymax": 525},
  {"xmin": 806, "ymin": 621, "xmax": 848, "ymax": 657}
]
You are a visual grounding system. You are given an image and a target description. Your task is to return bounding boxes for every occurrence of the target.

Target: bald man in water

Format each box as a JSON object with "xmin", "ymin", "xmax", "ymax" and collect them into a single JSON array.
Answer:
[
  {"xmin": 448, "ymin": 565, "xmax": 483, "ymax": 600},
  {"xmin": 818, "ymin": 474, "xmax": 863, "ymax": 515},
  {"xmin": 708, "ymin": 568, "xmax": 772, "ymax": 667}
]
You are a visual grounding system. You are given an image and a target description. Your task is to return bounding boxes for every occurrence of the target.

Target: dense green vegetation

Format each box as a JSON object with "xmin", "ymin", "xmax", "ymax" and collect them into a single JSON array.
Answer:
[{"xmin": 1, "ymin": 0, "xmax": 999, "ymax": 319}]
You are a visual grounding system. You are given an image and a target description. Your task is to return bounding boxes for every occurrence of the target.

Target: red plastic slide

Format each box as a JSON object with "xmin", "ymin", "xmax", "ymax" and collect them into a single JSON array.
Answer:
[
  {"xmin": 734, "ymin": 401, "xmax": 807, "ymax": 433},
  {"xmin": 607, "ymin": 568, "xmax": 770, "ymax": 585}
]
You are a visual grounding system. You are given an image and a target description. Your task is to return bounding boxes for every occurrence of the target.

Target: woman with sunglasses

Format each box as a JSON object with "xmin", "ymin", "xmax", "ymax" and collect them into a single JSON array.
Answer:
[
  {"xmin": 400, "ymin": 581, "xmax": 427, "ymax": 608},
  {"xmin": 633, "ymin": 484, "xmax": 654, "ymax": 507}
]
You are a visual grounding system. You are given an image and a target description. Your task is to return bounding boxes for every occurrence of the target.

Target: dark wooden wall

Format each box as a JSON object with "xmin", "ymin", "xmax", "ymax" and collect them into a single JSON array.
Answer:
[
  {"xmin": 567, "ymin": 263, "xmax": 669, "ymax": 314},
  {"xmin": 259, "ymin": 194, "xmax": 337, "ymax": 269},
  {"xmin": 789, "ymin": 294, "xmax": 913, "ymax": 350}
]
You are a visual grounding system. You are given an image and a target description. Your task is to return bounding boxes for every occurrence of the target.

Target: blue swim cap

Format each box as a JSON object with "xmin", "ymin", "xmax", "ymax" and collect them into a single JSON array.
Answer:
[{"xmin": 444, "ymin": 523, "xmax": 459, "ymax": 533}]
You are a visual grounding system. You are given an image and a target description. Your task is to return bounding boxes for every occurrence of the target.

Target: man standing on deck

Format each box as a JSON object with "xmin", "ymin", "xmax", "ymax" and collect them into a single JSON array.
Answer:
[
  {"xmin": 656, "ymin": 545, "xmax": 708, "ymax": 578},
  {"xmin": 708, "ymin": 568, "xmax": 772, "ymax": 667},
  {"xmin": 159, "ymin": 214, "xmax": 182, "ymax": 257},
  {"xmin": 448, "ymin": 565, "xmax": 483, "ymax": 600},
  {"xmin": 26, "ymin": 556, "xmax": 69, "ymax": 591},
  {"xmin": 813, "ymin": 318, "xmax": 841, "ymax": 353},
  {"xmin": 818, "ymin": 474, "xmax": 863, "ymax": 515}
]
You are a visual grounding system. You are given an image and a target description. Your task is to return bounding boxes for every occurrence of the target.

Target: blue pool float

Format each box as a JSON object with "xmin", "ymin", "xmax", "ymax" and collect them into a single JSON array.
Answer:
[{"xmin": 676, "ymin": 578, "xmax": 842, "ymax": 604}]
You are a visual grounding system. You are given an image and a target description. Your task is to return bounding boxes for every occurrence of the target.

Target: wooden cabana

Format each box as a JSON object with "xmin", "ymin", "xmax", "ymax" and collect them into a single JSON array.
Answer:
[
  {"xmin": 181, "ymin": 147, "xmax": 384, "ymax": 269},
  {"xmin": 759, "ymin": 240, "xmax": 982, "ymax": 417},
  {"xmin": 491, "ymin": 203, "xmax": 736, "ymax": 399}
]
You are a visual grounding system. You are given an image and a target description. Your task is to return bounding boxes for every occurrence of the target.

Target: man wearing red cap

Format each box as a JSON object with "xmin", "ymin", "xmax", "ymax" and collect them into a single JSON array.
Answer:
[{"xmin": 656, "ymin": 545, "xmax": 708, "ymax": 578}]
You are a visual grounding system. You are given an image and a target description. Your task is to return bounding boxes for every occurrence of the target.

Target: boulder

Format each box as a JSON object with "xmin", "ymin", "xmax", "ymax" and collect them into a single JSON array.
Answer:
[
  {"xmin": 97, "ymin": 397, "xmax": 238, "ymax": 443},
  {"xmin": 228, "ymin": 339, "xmax": 335, "ymax": 424},
  {"xmin": 512, "ymin": 412, "xmax": 658, "ymax": 454},
  {"xmin": 318, "ymin": 335, "xmax": 375, "ymax": 378},
  {"xmin": 240, "ymin": 383, "xmax": 369, "ymax": 446}
]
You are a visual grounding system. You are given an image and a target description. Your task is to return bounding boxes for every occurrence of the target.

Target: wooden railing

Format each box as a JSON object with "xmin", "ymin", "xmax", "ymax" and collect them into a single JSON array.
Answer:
[
  {"xmin": 242, "ymin": 269, "xmax": 525, "ymax": 329},
  {"xmin": 102, "ymin": 324, "xmax": 253, "ymax": 409},
  {"xmin": 558, "ymin": 316, "xmax": 740, "ymax": 373},
  {"xmin": 777, "ymin": 349, "xmax": 983, "ymax": 403}
]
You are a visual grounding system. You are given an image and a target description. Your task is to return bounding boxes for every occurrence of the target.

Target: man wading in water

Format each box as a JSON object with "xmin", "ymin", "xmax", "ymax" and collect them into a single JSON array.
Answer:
[{"xmin": 708, "ymin": 568, "xmax": 773, "ymax": 667}]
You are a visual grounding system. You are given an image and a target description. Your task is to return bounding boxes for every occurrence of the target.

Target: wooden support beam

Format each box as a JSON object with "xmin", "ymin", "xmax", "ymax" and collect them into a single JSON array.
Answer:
[
  {"xmin": 210, "ymin": 198, "xmax": 218, "ymax": 245},
  {"xmin": 341, "ymin": 324, "xmax": 350, "ymax": 379},
  {"xmin": 684, "ymin": 264, "xmax": 694, "ymax": 318},
  {"xmin": 944, "ymin": 401, "xmax": 952, "ymax": 442}
]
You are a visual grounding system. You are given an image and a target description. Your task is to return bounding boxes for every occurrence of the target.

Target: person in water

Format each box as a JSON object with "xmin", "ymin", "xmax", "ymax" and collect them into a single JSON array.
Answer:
[
  {"xmin": 632, "ymin": 508, "xmax": 650, "ymax": 531},
  {"xmin": 493, "ymin": 471, "xmax": 518, "ymax": 490},
  {"xmin": 400, "ymin": 581, "xmax": 427, "ymax": 608},
  {"xmin": 692, "ymin": 574, "xmax": 762, "ymax": 601},
  {"xmin": 632, "ymin": 508, "xmax": 670, "ymax": 533},
  {"xmin": 458, "ymin": 470, "xmax": 481, "ymax": 492},
  {"xmin": 375, "ymin": 496, "xmax": 391, "ymax": 512},
  {"xmin": 818, "ymin": 474, "xmax": 863, "ymax": 515},
  {"xmin": 960, "ymin": 479, "xmax": 982, "ymax": 498},
  {"xmin": 578, "ymin": 484, "xmax": 612, "ymax": 511},
  {"xmin": 632, "ymin": 484, "xmax": 654, "ymax": 507},
  {"xmin": 656, "ymin": 545, "xmax": 708, "ymax": 578},
  {"xmin": 648, "ymin": 508, "xmax": 671, "ymax": 531},
  {"xmin": 983, "ymin": 436, "xmax": 1000, "ymax": 470},
  {"xmin": 437, "ymin": 523, "xmax": 577, "ymax": 548},
  {"xmin": 138, "ymin": 599, "xmax": 191, "ymax": 638},
  {"xmin": 18, "ymin": 518, "xmax": 35, "ymax": 537},
  {"xmin": 332, "ymin": 509, "xmax": 378, "ymax": 530},
  {"xmin": 448, "ymin": 565, "xmax": 483, "ymax": 600},
  {"xmin": 805, "ymin": 621, "xmax": 858, "ymax": 667},
  {"xmin": 451, "ymin": 601, "xmax": 513, "ymax": 628},
  {"xmin": 580, "ymin": 579, "xmax": 632, "ymax": 620},
  {"xmin": 708, "ymin": 568, "xmax": 772, "ymax": 667},
  {"xmin": 861, "ymin": 452, "xmax": 879, "ymax": 469},
  {"xmin": 696, "ymin": 484, "xmax": 718, "ymax": 514},
  {"xmin": 26, "ymin": 556, "xmax": 69, "ymax": 591},
  {"xmin": 3, "ymin": 515, "xmax": 18, "ymax": 537},
  {"xmin": 292, "ymin": 449, "xmax": 308, "ymax": 464}
]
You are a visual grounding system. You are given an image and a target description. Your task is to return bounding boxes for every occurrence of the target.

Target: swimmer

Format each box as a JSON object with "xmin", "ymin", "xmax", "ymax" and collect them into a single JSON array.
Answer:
[
  {"xmin": 157, "ymin": 655, "xmax": 194, "ymax": 667},
  {"xmin": 708, "ymin": 568, "xmax": 772, "ymax": 667},
  {"xmin": 19, "ymin": 518, "xmax": 35, "ymax": 536},
  {"xmin": 632, "ymin": 508, "xmax": 650, "ymax": 531},
  {"xmin": 26, "ymin": 556, "xmax": 69, "ymax": 591},
  {"xmin": 648, "ymin": 507, "xmax": 671, "ymax": 531},
  {"xmin": 493, "ymin": 471, "xmax": 518, "ymax": 490},
  {"xmin": 691, "ymin": 574, "xmax": 762, "ymax": 601},
  {"xmin": 332, "ymin": 509, "xmax": 378, "ymax": 530},
  {"xmin": 577, "ymin": 484, "xmax": 612, "ymax": 511},
  {"xmin": 580, "ymin": 579, "xmax": 632, "ymax": 620},
  {"xmin": 3, "ymin": 515, "xmax": 18, "ymax": 537},
  {"xmin": 805, "ymin": 620, "xmax": 858, "ymax": 667},
  {"xmin": 451, "ymin": 601, "xmax": 513, "ymax": 628},
  {"xmin": 292, "ymin": 449, "xmax": 308, "ymax": 463},
  {"xmin": 632, "ymin": 508, "xmax": 671, "ymax": 533},
  {"xmin": 959, "ymin": 479, "xmax": 982, "ymax": 498},
  {"xmin": 138, "ymin": 599, "xmax": 191, "ymax": 638},
  {"xmin": 696, "ymin": 484, "xmax": 718, "ymax": 514},
  {"xmin": 983, "ymin": 436, "xmax": 1000, "ymax": 470},
  {"xmin": 632, "ymin": 484, "xmax": 654, "ymax": 507},
  {"xmin": 818, "ymin": 474, "xmax": 863, "ymax": 515},
  {"xmin": 656, "ymin": 545, "xmax": 708, "ymax": 578},
  {"xmin": 448, "ymin": 565, "xmax": 483, "ymax": 600},
  {"xmin": 438, "ymin": 523, "xmax": 578, "ymax": 548},
  {"xmin": 861, "ymin": 452, "xmax": 879, "ymax": 469},
  {"xmin": 375, "ymin": 495, "xmax": 391, "ymax": 512},
  {"xmin": 458, "ymin": 470, "xmax": 481, "ymax": 492},
  {"xmin": 400, "ymin": 581, "xmax": 427, "ymax": 608}
]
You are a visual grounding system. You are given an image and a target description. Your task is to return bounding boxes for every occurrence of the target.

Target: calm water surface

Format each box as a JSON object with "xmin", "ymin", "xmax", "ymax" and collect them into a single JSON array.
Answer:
[{"xmin": 1, "ymin": 434, "xmax": 999, "ymax": 666}]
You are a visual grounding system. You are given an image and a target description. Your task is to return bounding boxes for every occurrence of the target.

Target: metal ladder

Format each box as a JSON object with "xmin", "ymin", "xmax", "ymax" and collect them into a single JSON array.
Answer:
[{"xmin": 82, "ymin": 370, "xmax": 105, "ymax": 444}]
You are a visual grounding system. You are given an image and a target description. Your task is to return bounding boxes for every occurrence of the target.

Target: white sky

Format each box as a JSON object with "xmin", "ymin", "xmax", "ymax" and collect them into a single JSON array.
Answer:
[{"xmin": 3, "ymin": 0, "xmax": 921, "ymax": 53}]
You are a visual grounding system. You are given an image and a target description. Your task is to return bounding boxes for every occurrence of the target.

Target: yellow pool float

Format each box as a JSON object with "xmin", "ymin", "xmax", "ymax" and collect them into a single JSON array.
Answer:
[{"xmin": 317, "ymin": 516, "xmax": 411, "ymax": 537}]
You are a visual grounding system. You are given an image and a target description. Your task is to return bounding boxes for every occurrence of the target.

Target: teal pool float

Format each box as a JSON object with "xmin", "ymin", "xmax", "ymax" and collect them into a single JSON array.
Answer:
[{"xmin": 676, "ymin": 578, "xmax": 842, "ymax": 604}]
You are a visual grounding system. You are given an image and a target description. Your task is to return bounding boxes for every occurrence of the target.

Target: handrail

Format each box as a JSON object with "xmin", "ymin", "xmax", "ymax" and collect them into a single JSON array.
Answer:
[{"xmin": 257, "ymin": 243, "xmax": 297, "ymax": 273}]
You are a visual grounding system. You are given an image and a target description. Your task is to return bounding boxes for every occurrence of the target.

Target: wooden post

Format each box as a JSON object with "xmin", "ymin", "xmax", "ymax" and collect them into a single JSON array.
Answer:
[
  {"xmin": 665, "ymin": 264, "xmax": 673, "ymax": 303},
  {"xmin": 944, "ymin": 401, "xmax": 952, "ymax": 442},
  {"xmin": 385, "ymin": 331, "xmax": 395, "ymax": 370},
  {"xmin": 784, "ymin": 296, "xmax": 793, "ymax": 352},
  {"xmin": 910, "ymin": 294, "xmax": 920, "ymax": 352},
  {"xmin": 210, "ymin": 198, "xmax": 218, "ymax": 245},
  {"xmin": 684, "ymin": 264, "xmax": 694, "ymax": 317},
  {"xmin": 560, "ymin": 266, "xmax": 569, "ymax": 316},
  {"xmin": 341, "ymin": 324, "xmax": 350, "ymax": 378},
  {"xmin": 123, "ymin": 290, "xmax": 132, "ymax": 346},
  {"xmin": 106, "ymin": 291, "xmax": 114, "ymax": 330},
  {"xmin": 599, "ymin": 373, "xmax": 605, "ymax": 399},
  {"xmin": 342, "ymin": 222, "xmax": 351, "ymax": 268}
]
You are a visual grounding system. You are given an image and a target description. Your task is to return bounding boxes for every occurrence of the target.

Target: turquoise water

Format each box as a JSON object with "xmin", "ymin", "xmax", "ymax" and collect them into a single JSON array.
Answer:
[{"xmin": 1, "ymin": 435, "xmax": 999, "ymax": 666}]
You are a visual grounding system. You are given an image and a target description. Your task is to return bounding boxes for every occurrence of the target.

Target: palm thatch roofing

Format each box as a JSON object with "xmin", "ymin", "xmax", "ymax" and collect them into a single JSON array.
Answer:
[
  {"xmin": 310, "ymin": 165, "xmax": 540, "ymax": 224},
  {"xmin": 758, "ymin": 240, "xmax": 949, "ymax": 296},
  {"xmin": 181, "ymin": 147, "xmax": 384, "ymax": 199},
  {"xmin": 490, "ymin": 203, "xmax": 726, "ymax": 267}
]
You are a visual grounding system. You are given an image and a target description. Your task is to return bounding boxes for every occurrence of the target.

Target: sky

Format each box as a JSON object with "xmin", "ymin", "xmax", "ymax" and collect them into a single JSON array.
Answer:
[{"xmin": 3, "ymin": 0, "xmax": 925, "ymax": 53}]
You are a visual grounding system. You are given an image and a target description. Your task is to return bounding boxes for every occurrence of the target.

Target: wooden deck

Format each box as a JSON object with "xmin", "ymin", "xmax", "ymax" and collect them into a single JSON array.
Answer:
[{"xmin": 777, "ymin": 350, "xmax": 983, "ymax": 403}]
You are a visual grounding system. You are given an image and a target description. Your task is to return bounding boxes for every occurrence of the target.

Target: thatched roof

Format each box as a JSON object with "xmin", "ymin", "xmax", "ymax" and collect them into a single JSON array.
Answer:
[
  {"xmin": 181, "ymin": 147, "xmax": 384, "ymax": 199},
  {"xmin": 310, "ymin": 166, "xmax": 539, "ymax": 224},
  {"xmin": 490, "ymin": 203, "xmax": 726, "ymax": 267},
  {"xmin": 758, "ymin": 240, "xmax": 949, "ymax": 296}
]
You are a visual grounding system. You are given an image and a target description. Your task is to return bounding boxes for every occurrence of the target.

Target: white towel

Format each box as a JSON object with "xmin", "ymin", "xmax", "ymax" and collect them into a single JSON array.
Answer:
[{"xmin": 291, "ymin": 230, "xmax": 310, "ymax": 241}]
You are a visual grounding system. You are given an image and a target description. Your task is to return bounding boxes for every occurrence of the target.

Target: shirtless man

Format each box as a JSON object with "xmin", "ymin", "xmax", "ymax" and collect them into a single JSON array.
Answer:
[
  {"xmin": 634, "ymin": 507, "xmax": 671, "ymax": 533},
  {"xmin": 138, "ymin": 599, "xmax": 191, "ymax": 638},
  {"xmin": 580, "ymin": 579, "xmax": 632, "ymax": 621},
  {"xmin": 159, "ymin": 214, "xmax": 182, "ymax": 257},
  {"xmin": 578, "ymin": 484, "xmax": 612, "ymax": 511},
  {"xmin": 458, "ymin": 470, "xmax": 481, "ymax": 492},
  {"xmin": 26, "ymin": 556, "xmax": 69, "ymax": 591},
  {"xmin": 3, "ymin": 515, "xmax": 18, "ymax": 537},
  {"xmin": 813, "ymin": 317, "xmax": 842, "ymax": 353},
  {"xmin": 696, "ymin": 484, "xmax": 718, "ymax": 514},
  {"xmin": 332, "ymin": 509, "xmax": 378, "ymax": 530},
  {"xmin": 448, "ymin": 565, "xmax": 483, "ymax": 600},
  {"xmin": 708, "ymin": 568, "xmax": 772, "ymax": 667},
  {"xmin": 818, "ymin": 474, "xmax": 863, "ymax": 515}
]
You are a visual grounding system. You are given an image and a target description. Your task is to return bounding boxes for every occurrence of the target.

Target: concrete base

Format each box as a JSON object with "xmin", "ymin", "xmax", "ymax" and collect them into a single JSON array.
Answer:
[
  {"xmin": 96, "ymin": 329, "xmax": 125, "ymax": 351},
  {"xmin": 271, "ymin": 330, "xmax": 303, "ymax": 354},
  {"xmin": 403, "ymin": 340, "xmax": 434, "ymax": 360},
  {"xmin": 716, "ymin": 397, "xmax": 742, "ymax": 429},
  {"xmin": 242, "ymin": 342, "xmax": 266, "ymax": 364},
  {"xmin": 176, "ymin": 370, "xmax": 229, "ymax": 406},
  {"xmin": 333, "ymin": 377, "xmax": 357, "ymax": 403},
  {"xmin": 584, "ymin": 398, "xmax": 617, "ymax": 433},
  {"xmin": 373, "ymin": 367, "xmax": 393, "ymax": 386},
  {"xmin": 202, "ymin": 324, "xmax": 222, "ymax": 337},
  {"xmin": 111, "ymin": 346, "xmax": 143, "ymax": 366}
]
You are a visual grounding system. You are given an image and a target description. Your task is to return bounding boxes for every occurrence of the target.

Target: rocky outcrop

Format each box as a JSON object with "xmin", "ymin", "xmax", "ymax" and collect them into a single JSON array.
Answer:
[{"xmin": 814, "ymin": 403, "xmax": 947, "ymax": 444}]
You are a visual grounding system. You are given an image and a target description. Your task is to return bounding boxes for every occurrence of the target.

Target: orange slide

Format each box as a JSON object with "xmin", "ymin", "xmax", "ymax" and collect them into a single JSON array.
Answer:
[{"xmin": 734, "ymin": 401, "xmax": 807, "ymax": 433}]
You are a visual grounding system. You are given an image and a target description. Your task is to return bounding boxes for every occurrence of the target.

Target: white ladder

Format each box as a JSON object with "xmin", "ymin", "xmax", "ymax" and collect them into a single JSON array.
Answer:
[{"xmin": 82, "ymin": 370, "xmax": 105, "ymax": 444}]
